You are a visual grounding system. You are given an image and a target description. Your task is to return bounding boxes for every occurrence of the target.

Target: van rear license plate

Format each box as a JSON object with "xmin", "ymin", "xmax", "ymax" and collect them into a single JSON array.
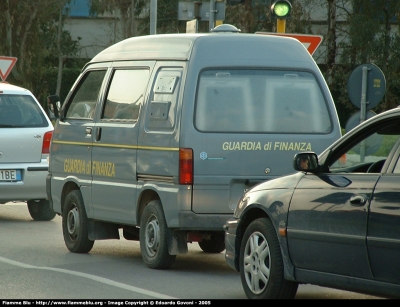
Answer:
[{"xmin": 0, "ymin": 170, "xmax": 21, "ymax": 181}]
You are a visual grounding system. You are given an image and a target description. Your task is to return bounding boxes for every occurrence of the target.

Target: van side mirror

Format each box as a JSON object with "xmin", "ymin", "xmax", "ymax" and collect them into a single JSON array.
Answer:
[
  {"xmin": 293, "ymin": 152, "xmax": 319, "ymax": 173},
  {"xmin": 47, "ymin": 95, "xmax": 62, "ymax": 119}
]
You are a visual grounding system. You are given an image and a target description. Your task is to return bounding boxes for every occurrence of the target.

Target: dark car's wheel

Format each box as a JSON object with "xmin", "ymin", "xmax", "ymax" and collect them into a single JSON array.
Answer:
[
  {"xmin": 240, "ymin": 218, "xmax": 298, "ymax": 299},
  {"xmin": 62, "ymin": 190, "xmax": 94, "ymax": 253},
  {"xmin": 27, "ymin": 199, "xmax": 56, "ymax": 221},
  {"xmin": 198, "ymin": 232, "xmax": 225, "ymax": 253},
  {"xmin": 140, "ymin": 200, "xmax": 176, "ymax": 269}
]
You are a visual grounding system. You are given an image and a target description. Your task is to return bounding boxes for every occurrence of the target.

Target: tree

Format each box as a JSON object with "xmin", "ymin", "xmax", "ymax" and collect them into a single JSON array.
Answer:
[
  {"xmin": 335, "ymin": 0, "xmax": 400, "ymax": 115},
  {"xmin": 0, "ymin": 0, "xmax": 81, "ymax": 105},
  {"xmin": 326, "ymin": 0, "xmax": 337, "ymax": 87},
  {"xmin": 89, "ymin": 0, "xmax": 148, "ymax": 38}
]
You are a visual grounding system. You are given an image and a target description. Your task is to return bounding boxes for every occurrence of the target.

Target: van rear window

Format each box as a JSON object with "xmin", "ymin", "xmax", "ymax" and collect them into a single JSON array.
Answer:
[{"xmin": 195, "ymin": 69, "xmax": 332, "ymax": 134}]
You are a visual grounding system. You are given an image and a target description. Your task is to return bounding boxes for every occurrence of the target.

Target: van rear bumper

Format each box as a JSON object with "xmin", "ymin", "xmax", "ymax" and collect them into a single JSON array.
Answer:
[{"xmin": 178, "ymin": 212, "xmax": 232, "ymax": 231}]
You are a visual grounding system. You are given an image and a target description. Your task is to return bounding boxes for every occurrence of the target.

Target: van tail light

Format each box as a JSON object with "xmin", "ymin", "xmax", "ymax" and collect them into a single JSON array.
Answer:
[
  {"xmin": 179, "ymin": 148, "xmax": 193, "ymax": 185},
  {"xmin": 42, "ymin": 131, "xmax": 53, "ymax": 154}
]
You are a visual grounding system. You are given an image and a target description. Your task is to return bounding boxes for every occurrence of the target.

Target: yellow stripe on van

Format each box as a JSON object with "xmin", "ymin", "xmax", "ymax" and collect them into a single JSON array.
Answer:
[{"xmin": 52, "ymin": 140, "xmax": 179, "ymax": 151}]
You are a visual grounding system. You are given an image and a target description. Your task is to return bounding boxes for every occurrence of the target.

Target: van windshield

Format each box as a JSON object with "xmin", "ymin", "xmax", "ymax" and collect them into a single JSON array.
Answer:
[{"xmin": 195, "ymin": 69, "xmax": 332, "ymax": 134}]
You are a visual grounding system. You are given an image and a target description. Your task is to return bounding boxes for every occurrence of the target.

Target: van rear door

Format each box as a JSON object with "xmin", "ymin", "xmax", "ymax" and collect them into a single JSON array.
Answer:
[{"xmin": 190, "ymin": 68, "xmax": 341, "ymax": 214}]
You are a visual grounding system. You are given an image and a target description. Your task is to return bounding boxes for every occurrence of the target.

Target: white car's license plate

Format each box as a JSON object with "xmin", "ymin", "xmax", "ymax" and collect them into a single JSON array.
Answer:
[{"xmin": 0, "ymin": 169, "xmax": 21, "ymax": 181}]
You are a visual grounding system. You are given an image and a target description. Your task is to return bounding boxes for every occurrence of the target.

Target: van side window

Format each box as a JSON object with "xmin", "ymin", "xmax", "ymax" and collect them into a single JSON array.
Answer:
[
  {"xmin": 102, "ymin": 69, "xmax": 149, "ymax": 121},
  {"xmin": 195, "ymin": 69, "xmax": 332, "ymax": 134},
  {"xmin": 65, "ymin": 70, "xmax": 107, "ymax": 119},
  {"xmin": 146, "ymin": 68, "xmax": 182, "ymax": 132}
]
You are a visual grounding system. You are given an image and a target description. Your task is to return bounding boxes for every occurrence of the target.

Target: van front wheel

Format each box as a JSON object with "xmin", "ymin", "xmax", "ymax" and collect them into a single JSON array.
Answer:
[
  {"xmin": 140, "ymin": 200, "xmax": 176, "ymax": 269},
  {"xmin": 62, "ymin": 190, "xmax": 94, "ymax": 253}
]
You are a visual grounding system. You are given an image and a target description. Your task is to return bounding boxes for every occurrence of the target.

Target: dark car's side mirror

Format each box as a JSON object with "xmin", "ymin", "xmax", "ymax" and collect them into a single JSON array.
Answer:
[
  {"xmin": 293, "ymin": 152, "xmax": 319, "ymax": 173},
  {"xmin": 47, "ymin": 95, "xmax": 62, "ymax": 119}
]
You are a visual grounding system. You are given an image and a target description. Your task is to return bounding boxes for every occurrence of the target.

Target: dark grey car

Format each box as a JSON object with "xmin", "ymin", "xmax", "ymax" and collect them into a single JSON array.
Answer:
[{"xmin": 224, "ymin": 107, "xmax": 400, "ymax": 299}]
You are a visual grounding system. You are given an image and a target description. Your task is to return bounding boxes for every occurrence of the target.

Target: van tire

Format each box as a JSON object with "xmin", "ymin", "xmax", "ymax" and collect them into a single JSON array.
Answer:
[
  {"xmin": 62, "ymin": 190, "xmax": 94, "ymax": 253},
  {"xmin": 140, "ymin": 200, "xmax": 176, "ymax": 269},
  {"xmin": 27, "ymin": 199, "xmax": 56, "ymax": 221},
  {"xmin": 198, "ymin": 232, "xmax": 225, "ymax": 253}
]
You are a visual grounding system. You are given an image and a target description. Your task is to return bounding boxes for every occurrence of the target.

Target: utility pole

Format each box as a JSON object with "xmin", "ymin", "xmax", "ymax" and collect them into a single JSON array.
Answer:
[
  {"xmin": 150, "ymin": 0, "xmax": 157, "ymax": 34},
  {"xmin": 209, "ymin": 0, "xmax": 215, "ymax": 31}
]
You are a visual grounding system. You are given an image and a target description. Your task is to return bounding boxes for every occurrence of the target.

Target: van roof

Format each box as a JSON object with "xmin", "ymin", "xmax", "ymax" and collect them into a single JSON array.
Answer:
[{"xmin": 89, "ymin": 31, "xmax": 314, "ymax": 68}]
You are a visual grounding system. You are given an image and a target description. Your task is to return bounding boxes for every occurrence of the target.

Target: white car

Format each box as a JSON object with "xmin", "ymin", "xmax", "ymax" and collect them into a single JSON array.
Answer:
[{"xmin": 0, "ymin": 82, "xmax": 55, "ymax": 220}]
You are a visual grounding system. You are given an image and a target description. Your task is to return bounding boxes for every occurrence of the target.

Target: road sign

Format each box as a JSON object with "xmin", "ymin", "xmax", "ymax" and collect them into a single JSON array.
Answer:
[
  {"xmin": 0, "ymin": 56, "xmax": 17, "ymax": 81},
  {"xmin": 186, "ymin": 19, "xmax": 198, "ymax": 33},
  {"xmin": 178, "ymin": 1, "xmax": 225, "ymax": 21},
  {"xmin": 256, "ymin": 32, "xmax": 323, "ymax": 55},
  {"xmin": 347, "ymin": 63, "xmax": 386, "ymax": 110},
  {"xmin": 345, "ymin": 110, "xmax": 377, "ymax": 132}
]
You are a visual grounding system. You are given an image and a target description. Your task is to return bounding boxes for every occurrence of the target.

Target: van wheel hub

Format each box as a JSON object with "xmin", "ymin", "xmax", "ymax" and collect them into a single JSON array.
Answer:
[
  {"xmin": 145, "ymin": 217, "xmax": 160, "ymax": 256},
  {"xmin": 67, "ymin": 206, "xmax": 80, "ymax": 239}
]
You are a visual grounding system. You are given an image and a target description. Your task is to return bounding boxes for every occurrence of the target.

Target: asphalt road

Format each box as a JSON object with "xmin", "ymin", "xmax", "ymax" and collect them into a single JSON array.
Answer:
[{"xmin": 0, "ymin": 202, "xmax": 383, "ymax": 300}]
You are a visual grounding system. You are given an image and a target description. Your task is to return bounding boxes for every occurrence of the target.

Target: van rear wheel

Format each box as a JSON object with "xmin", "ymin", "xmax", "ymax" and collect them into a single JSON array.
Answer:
[
  {"xmin": 62, "ymin": 190, "xmax": 94, "ymax": 253},
  {"xmin": 140, "ymin": 200, "xmax": 176, "ymax": 269},
  {"xmin": 198, "ymin": 232, "xmax": 225, "ymax": 253}
]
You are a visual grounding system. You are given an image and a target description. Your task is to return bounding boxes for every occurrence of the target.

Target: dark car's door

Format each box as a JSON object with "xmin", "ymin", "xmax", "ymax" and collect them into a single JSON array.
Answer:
[
  {"xmin": 367, "ymin": 139, "xmax": 400, "ymax": 284},
  {"xmin": 287, "ymin": 172, "xmax": 377, "ymax": 278},
  {"xmin": 287, "ymin": 122, "xmax": 400, "ymax": 279}
]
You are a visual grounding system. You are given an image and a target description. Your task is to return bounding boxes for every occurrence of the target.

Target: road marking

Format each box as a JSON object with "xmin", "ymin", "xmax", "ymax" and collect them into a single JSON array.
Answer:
[{"xmin": 0, "ymin": 256, "xmax": 178, "ymax": 299}]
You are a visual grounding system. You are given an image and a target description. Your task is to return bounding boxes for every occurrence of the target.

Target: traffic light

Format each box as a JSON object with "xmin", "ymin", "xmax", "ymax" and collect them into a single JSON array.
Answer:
[
  {"xmin": 271, "ymin": 0, "xmax": 291, "ymax": 33},
  {"xmin": 271, "ymin": 0, "xmax": 292, "ymax": 19}
]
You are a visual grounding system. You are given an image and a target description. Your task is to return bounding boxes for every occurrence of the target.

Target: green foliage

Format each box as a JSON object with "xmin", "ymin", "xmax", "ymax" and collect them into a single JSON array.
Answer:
[
  {"xmin": 41, "ymin": 58, "xmax": 88, "ymax": 105},
  {"xmin": 333, "ymin": 0, "xmax": 400, "ymax": 123},
  {"xmin": 2, "ymin": 0, "xmax": 400, "ymax": 120},
  {"xmin": 327, "ymin": 64, "xmax": 358, "ymax": 127},
  {"xmin": 142, "ymin": 0, "xmax": 187, "ymax": 34},
  {"xmin": 0, "ymin": 0, "xmax": 81, "ymax": 107}
]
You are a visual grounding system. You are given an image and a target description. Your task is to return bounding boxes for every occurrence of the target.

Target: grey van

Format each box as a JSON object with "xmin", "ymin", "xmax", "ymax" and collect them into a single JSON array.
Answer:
[{"xmin": 47, "ymin": 24, "xmax": 341, "ymax": 269}]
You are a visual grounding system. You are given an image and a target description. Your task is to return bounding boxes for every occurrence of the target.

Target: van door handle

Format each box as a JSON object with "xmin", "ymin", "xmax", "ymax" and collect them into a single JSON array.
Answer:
[
  {"xmin": 85, "ymin": 127, "xmax": 92, "ymax": 137},
  {"xmin": 95, "ymin": 127, "xmax": 102, "ymax": 142}
]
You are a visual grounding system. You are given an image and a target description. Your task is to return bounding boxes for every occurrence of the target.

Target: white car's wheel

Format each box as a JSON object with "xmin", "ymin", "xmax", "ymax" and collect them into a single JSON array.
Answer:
[{"xmin": 27, "ymin": 199, "xmax": 56, "ymax": 221}]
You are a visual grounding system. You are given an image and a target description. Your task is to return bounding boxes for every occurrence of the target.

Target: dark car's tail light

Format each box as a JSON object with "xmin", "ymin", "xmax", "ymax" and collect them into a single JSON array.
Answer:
[
  {"xmin": 179, "ymin": 148, "xmax": 193, "ymax": 185},
  {"xmin": 42, "ymin": 131, "xmax": 53, "ymax": 154}
]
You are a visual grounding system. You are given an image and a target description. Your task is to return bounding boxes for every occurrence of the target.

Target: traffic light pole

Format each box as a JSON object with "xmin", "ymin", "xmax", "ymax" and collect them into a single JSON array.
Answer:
[{"xmin": 277, "ymin": 19, "xmax": 286, "ymax": 33}]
